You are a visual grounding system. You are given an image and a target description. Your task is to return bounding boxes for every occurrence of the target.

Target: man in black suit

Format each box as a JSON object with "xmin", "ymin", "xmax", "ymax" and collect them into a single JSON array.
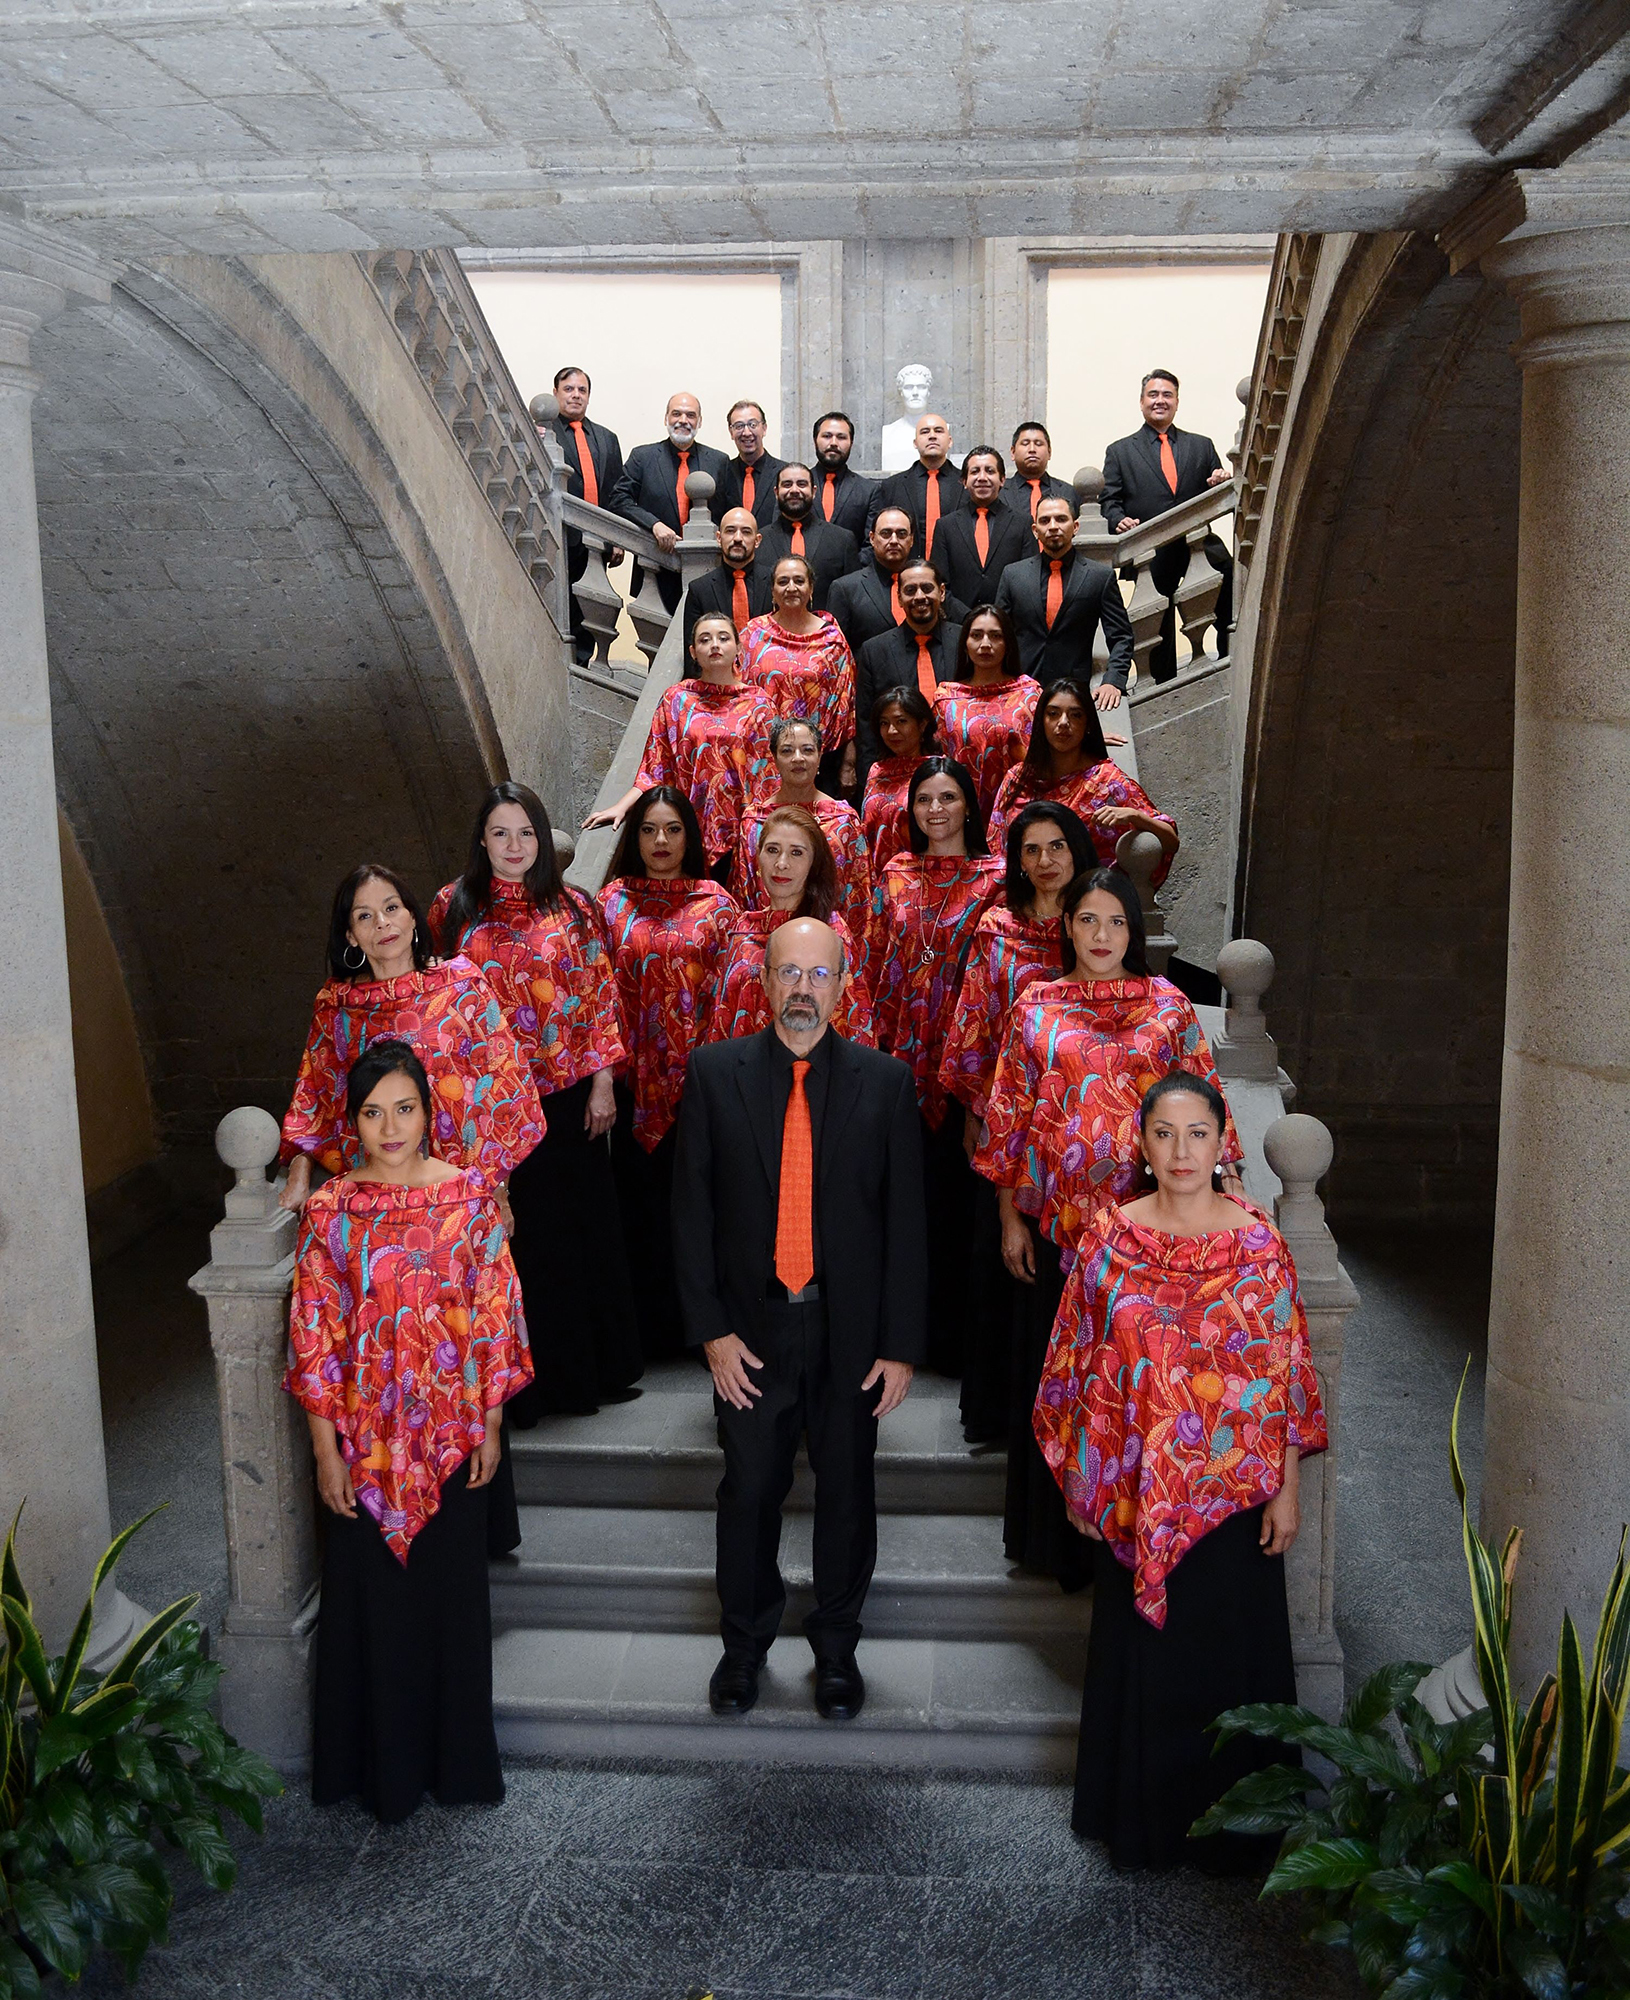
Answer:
[
  {"xmin": 1100, "ymin": 368, "xmax": 1235, "ymax": 682},
  {"xmin": 995, "ymin": 494, "xmax": 1134, "ymax": 709},
  {"xmin": 758, "ymin": 463, "xmax": 858, "ymax": 611},
  {"xmin": 855, "ymin": 561, "xmax": 964, "ymax": 785},
  {"xmin": 866, "ymin": 412, "xmax": 966, "ymax": 561},
  {"xmin": 683, "ymin": 507, "xmax": 768, "ymax": 642},
  {"xmin": 1002, "ymin": 420, "xmax": 1075, "ymax": 522},
  {"xmin": 606, "ymin": 391, "xmax": 730, "ymax": 614},
  {"xmin": 828, "ymin": 508, "xmax": 972, "ymax": 658},
  {"xmin": 548, "ymin": 365, "xmax": 627, "ymax": 664},
  {"xmin": 713, "ymin": 400, "xmax": 786, "ymax": 529},
  {"xmin": 934, "ymin": 445, "xmax": 1030, "ymax": 607},
  {"xmin": 674, "ymin": 917, "xmax": 926, "ymax": 1720},
  {"xmin": 810, "ymin": 410, "xmax": 876, "ymax": 540}
]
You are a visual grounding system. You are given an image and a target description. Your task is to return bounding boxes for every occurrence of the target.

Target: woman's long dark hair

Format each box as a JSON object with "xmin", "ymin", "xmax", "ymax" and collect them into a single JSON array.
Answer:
[
  {"xmin": 1002, "ymin": 801, "xmax": 1096, "ymax": 913},
  {"xmin": 344, "ymin": 1038, "xmax": 432, "ymax": 1124},
  {"xmin": 609, "ymin": 785, "xmax": 708, "ymax": 881},
  {"xmin": 869, "ymin": 685, "xmax": 938, "ymax": 754},
  {"xmin": 1019, "ymin": 676, "xmax": 1110, "ymax": 787},
  {"xmin": 951, "ymin": 603, "xmax": 1021, "ymax": 683},
  {"xmin": 437, "ymin": 781, "xmax": 582, "ymax": 957},
  {"xmin": 326, "ymin": 864, "xmax": 433, "ymax": 982},
  {"xmin": 1058, "ymin": 865, "xmax": 1149, "ymax": 978},
  {"xmin": 905, "ymin": 757, "xmax": 989, "ymax": 857},
  {"xmin": 758, "ymin": 804, "xmax": 838, "ymax": 921}
]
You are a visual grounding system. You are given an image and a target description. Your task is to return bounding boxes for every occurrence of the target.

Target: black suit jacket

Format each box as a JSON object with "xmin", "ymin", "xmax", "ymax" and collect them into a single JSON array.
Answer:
[
  {"xmin": 827, "ymin": 556, "xmax": 973, "ymax": 658},
  {"xmin": 1100, "ymin": 424, "xmax": 1224, "ymax": 531},
  {"xmin": 550, "ymin": 414, "xmax": 624, "ymax": 509},
  {"xmin": 758, "ymin": 517, "xmax": 859, "ymax": 611},
  {"xmin": 1000, "ymin": 471, "xmax": 1075, "ymax": 521},
  {"xmin": 866, "ymin": 460, "xmax": 967, "ymax": 553},
  {"xmin": 932, "ymin": 503, "xmax": 1030, "ymax": 607},
  {"xmin": 607, "ymin": 437, "xmax": 732, "ymax": 537},
  {"xmin": 673, "ymin": 1029, "xmax": 928, "ymax": 1384},
  {"xmin": 813, "ymin": 465, "xmax": 878, "ymax": 541},
  {"xmin": 714, "ymin": 452, "xmax": 788, "ymax": 528},
  {"xmin": 994, "ymin": 554, "xmax": 1134, "ymax": 690},
  {"xmin": 683, "ymin": 559, "xmax": 771, "ymax": 641},
  {"xmin": 855, "ymin": 622, "xmax": 964, "ymax": 781}
]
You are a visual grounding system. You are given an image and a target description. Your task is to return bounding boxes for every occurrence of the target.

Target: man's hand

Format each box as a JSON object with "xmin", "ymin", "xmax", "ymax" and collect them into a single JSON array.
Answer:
[
  {"xmin": 1094, "ymin": 683, "xmax": 1123, "ymax": 710},
  {"xmin": 585, "ymin": 1069, "xmax": 617, "ymax": 1138},
  {"xmin": 1206, "ymin": 468, "xmax": 1231, "ymax": 487},
  {"xmin": 705, "ymin": 1333, "xmax": 764, "ymax": 1411},
  {"xmin": 652, "ymin": 522, "xmax": 680, "ymax": 553},
  {"xmin": 839, "ymin": 741, "xmax": 857, "ymax": 791},
  {"xmin": 607, "ymin": 547, "xmax": 626, "ymax": 567},
  {"xmin": 862, "ymin": 1358, "xmax": 913, "ymax": 1418},
  {"xmin": 1114, "ymin": 516, "xmax": 1140, "ymax": 533}
]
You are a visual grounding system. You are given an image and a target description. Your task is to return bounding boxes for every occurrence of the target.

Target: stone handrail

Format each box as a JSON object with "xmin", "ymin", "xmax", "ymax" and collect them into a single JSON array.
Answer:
[
  {"xmin": 1072, "ymin": 467, "xmax": 1241, "ymax": 685},
  {"xmin": 1235, "ymin": 231, "xmax": 1323, "ymax": 572},
  {"xmin": 357, "ymin": 248, "xmax": 571, "ymax": 641}
]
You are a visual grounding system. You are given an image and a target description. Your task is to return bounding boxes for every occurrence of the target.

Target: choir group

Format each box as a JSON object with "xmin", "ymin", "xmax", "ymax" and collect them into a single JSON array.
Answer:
[{"xmin": 273, "ymin": 368, "xmax": 1324, "ymax": 1877}]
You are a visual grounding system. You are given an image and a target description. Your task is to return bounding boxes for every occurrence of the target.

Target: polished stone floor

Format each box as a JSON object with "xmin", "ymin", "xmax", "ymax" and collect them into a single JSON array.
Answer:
[{"xmin": 80, "ymin": 1217, "xmax": 1490, "ymax": 2000}]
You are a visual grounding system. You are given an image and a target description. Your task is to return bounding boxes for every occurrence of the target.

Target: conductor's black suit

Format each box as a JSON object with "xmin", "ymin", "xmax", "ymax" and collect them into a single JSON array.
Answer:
[
  {"xmin": 673, "ymin": 1026, "xmax": 927, "ymax": 1664},
  {"xmin": 1099, "ymin": 422, "xmax": 1234, "ymax": 680},
  {"xmin": 995, "ymin": 552, "xmax": 1135, "ymax": 693}
]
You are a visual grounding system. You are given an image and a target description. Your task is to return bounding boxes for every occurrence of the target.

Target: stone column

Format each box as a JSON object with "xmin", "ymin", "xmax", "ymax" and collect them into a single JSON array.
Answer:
[
  {"xmin": 1444, "ymin": 170, "xmax": 1630, "ymax": 1693},
  {"xmin": 0, "ymin": 221, "xmax": 143, "ymax": 1659}
]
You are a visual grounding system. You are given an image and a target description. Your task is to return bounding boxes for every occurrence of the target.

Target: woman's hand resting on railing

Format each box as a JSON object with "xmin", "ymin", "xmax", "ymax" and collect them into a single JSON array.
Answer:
[
  {"xmin": 278, "ymin": 1151, "xmax": 313, "ymax": 1212},
  {"xmin": 583, "ymin": 783, "xmax": 641, "ymax": 834}
]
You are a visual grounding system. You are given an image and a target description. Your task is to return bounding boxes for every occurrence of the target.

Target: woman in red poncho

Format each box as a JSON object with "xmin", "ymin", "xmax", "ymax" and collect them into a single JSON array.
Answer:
[
  {"xmin": 972, "ymin": 866, "xmax": 1241, "ymax": 1589},
  {"xmin": 285, "ymin": 1040, "xmax": 532, "ymax": 1823},
  {"xmin": 598, "ymin": 786, "xmax": 738, "ymax": 1354},
  {"xmin": 860, "ymin": 685, "xmax": 937, "ymax": 870},
  {"xmin": 735, "ymin": 715, "xmax": 874, "ymax": 969},
  {"xmin": 739, "ymin": 554, "xmax": 857, "ymax": 788},
  {"xmin": 432, "ymin": 782, "xmax": 640, "ymax": 1421},
  {"xmin": 707, "ymin": 804, "xmax": 873, "ymax": 1044},
  {"xmin": 583, "ymin": 612, "xmax": 774, "ymax": 877},
  {"xmin": 872, "ymin": 757, "xmax": 1003, "ymax": 1376},
  {"xmin": 1037, "ymin": 1069, "xmax": 1327, "ymax": 1873},
  {"xmin": 987, "ymin": 679, "xmax": 1177, "ymax": 880},
  {"xmin": 931, "ymin": 605, "xmax": 1042, "ymax": 822},
  {"xmin": 940, "ymin": 800, "xmax": 1096, "ymax": 1443}
]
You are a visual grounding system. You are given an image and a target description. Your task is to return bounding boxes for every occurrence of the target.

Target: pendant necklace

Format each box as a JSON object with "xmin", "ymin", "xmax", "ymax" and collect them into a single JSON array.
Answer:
[{"xmin": 917, "ymin": 862, "xmax": 965, "ymax": 967}]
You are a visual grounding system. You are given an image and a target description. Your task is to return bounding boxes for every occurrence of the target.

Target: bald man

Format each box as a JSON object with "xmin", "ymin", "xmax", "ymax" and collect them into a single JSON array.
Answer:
[
  {"xmin": 674, "ymin": 918, "xmax": 927, "ymax": 1723},
  {"xmin": 683, "ymin": 506, "xmax": 771, "ymax": 640},
  {"xmin": 608, "ymin": 390, "xmax": 731, "ymax": 613},
  {"xmin": 867, "ymin": 410, "xmax": 966, "ymax": 560}
]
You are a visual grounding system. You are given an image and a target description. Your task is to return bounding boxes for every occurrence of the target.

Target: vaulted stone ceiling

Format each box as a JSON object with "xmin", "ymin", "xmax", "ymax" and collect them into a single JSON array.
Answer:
[{"xmin": 2, "ymin": 0, "xmax": 1628, "ymax": 254}]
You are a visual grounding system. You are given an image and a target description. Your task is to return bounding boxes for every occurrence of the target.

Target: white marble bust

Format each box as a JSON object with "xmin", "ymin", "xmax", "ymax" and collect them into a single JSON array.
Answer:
[{"xmin": 879, "ymin": 363, "xmax": 933, "ymax": 472}]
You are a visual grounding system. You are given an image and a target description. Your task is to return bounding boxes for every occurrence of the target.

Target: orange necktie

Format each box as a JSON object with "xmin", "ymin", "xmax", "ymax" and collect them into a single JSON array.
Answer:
[
  {"xmin": 1159, "ymin": 432, "xmax": 1178, "ymax": 494},
  {"xmin": 923, "ymin": 469, "xmax": 941, "ymax": 559},
  {"xmin": 571, "ymin": 422, "xmax": 598, "ymax": 508},
  {"xmin": 822, "ymin": 472, "xmax": 836, "ymax": 521},
  {"xmin": 741, "ymin": 463, "xmax": 755, "ymax": 515},
  {"xmin": 974, "ymin": 507, "xmax": 990, "ymax": 563},
  {"xmin": 774, "ymin": 1059, "xmax": 814, "ymax": 1295},
  {"xmin": 1028, "ymin": 478, "xmax": 1042, "ymax": 518},
  {"xmin": 890, "ymin": 574, "xmax": 904, "ymax": 624},
  {"xmin": 1046, "ymin": 559, "xmax": 1064, "ymax": 629},
  {"xmin": 915, "ymin": 632, "xmax": 936, "ymax": 700},
  {"xmin": 732, "ymin": 569, "xmax": 750, "ymax": 630},
  {"xmin": 791, "ymin": 521, "xmax": 805, "ymax": 557},
  {"xmin": 675, "ymin": 448, "xmax": 692, "ymax": 526}
]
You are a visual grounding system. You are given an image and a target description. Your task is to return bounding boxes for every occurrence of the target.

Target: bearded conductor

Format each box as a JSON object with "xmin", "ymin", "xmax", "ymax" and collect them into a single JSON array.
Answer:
[{"xmin": 673, "ymin": 918, "xmax": 927, "ymax": 1721}]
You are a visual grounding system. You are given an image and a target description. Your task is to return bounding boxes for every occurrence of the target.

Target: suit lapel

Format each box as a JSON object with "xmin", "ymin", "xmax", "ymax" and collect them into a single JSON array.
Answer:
[
  {"xmin": 819, "ymin": 1037, "xmax": 864, "ymax": 1188},
  {"xmin": 734, "ymin": 1034, "xmax": 779, "ymax": 1189}
]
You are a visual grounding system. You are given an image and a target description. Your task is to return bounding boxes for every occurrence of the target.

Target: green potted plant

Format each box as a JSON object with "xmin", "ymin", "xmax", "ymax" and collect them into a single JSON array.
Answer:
[
  {"xmin": 1196, "ymin": 1376, "xmax": 1630, "ymax": 1996},
  {"xmin": 1, "ymin": 1504, "xmax": 281, "ymax": 1995}
]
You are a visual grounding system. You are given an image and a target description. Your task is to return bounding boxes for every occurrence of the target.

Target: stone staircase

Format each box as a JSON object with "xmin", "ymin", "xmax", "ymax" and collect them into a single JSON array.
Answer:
[{"xmin": 489, "ymin": 1359, "xmax": 1089, "ymax": 1770}]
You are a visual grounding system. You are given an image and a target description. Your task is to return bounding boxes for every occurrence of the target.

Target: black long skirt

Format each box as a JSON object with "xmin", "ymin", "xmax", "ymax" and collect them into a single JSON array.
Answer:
[
  {"xmin": 1004, "ymin": 1225, "xmax": 1089, "ymax": 1591},
  {"xmin": 505, "ymin": 1075, "xmax": 643, "ymax": 1422},
  {"xmin": 922, "ymin": 1104, "xmax": 979, "ymax": 1378},
  {"xmin": 1073, "ymin": 1503, "xmax": 1300, "ymax": 1873},
  {"xmin": 958, "ymin": 1178, "xmax": 1012, "ymax": 1443},
  {"xmin": 312, "ymin": 1460, "xmax": 503, "ymax": 1824},
  {"xmin": 609, "ymin": 1086, "xmax": 686, "ymax": 1360}
]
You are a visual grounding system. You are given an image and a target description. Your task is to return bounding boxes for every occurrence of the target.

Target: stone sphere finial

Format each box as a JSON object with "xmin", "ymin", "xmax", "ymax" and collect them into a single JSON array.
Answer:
[
  {"xmin": 684, "ymin": 470, "xmax": 716, "ymax": 506},
  {"xmin": 216, "ymin": 1106, "xmax": 281, "ymax": 1179},
  {"xmin": 1263, "ymin": 1111, "xmax": 1334, "ymax": 1189},
  {"xmin": 1236, "ymin": 376, "xmax": 1252, "ymax": 407},
  {"xmin": 1217, "ymin": 936, "xmax": 1275, "ymax": 1003},
  {"xmin": 1115, "ymin": 830, "xmax": 1163, "ymax": 897},
  {"xmin": 552, "ymin": 826, "xmax": 576, "ymax": 866},
  {"xmin": 1074, "ymin": 465, "xmax": 1105, "ymax": 501},
  {"xmin": 528, "ymin": 391, "xmax": 559, "ymax": 426}
]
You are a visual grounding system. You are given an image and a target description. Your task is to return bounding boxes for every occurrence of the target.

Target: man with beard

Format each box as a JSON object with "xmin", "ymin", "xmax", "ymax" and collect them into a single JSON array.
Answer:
[
  {"xmin": 828, "ymin": 507, "xmax": 971, "ymax": 656},
  {"xmin": 809, "ymin": 409, "xmax": 876, "ymax": 540},
  {"xmin": 854, "ymin": 560, "xmax": 963, "ymax": 786},
  {"xmin": 608, "ymin": 390, "xmax": 730, "ymax": 613},
  {"xmin": 933, "ymin": 445, "xmax": 1030, "ymax": 606},
  {"xmin": 758, "ymin": 462, "xmax": 859, "ymax": 611},
  {"xmin": 683, "ymin": 507, "xmax": 770, "ymax": 641},
  {"xmin": 996, "ymin": 493, "xmax": 1134, "ymax": 708},
  {"xmin": 547, "ymin": 365, "xmax": 626, "ymax": 663},
  {"xmin": 674, "ymin": 918, "xmax": 926, "ymax": 1722},
  {"xmin": 714, "ymin": 400, "xmax": 786, "ymax": 529}
]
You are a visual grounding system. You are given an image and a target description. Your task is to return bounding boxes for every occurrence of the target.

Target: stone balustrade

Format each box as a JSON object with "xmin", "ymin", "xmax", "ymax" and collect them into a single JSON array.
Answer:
[
  {"xmin": 1072, "ymin": 467, "xmax": 1240, "ymax": 684},
  {"xmin": 1235, "ymin": 231, "xmax": 1323, "ymax": 573},
  {"xmin": 1113, "ymin": 829, "xmax": 1177, "ymax": 974}
]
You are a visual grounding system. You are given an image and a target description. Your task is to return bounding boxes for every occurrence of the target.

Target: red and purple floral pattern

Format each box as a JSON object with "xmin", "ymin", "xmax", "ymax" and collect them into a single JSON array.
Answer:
[
  {"xmin": 940, "ymin": 905, "xmax": 1065, "ymax": 1118},
  {"xmin": 872, "ymin": 852, "xmax": 1004, "ymax": 1129},
  {"xmin": 932, "ymin": 675, "xmax": 1042, "ymax": 820},
  {"xmin": 739, "ymin": 613, "xmax": 856, "ymax": 753},
  {"xmin": 987, "ymin": 760, "xmax": 1177, "ymax": 886},
  {"xmin": 633, "ymin": 678, "xmax": 776, "ymax": 864}
]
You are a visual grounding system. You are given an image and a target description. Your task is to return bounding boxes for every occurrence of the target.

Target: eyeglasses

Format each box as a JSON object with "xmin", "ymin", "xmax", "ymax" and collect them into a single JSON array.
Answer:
[{"xmin": 770, "ymin": 964, "xmax": 838, "ymax": 989}]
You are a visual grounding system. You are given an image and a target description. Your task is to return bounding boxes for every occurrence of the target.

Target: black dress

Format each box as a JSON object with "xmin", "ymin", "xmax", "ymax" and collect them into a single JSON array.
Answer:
[
  {"xmin": 1004, "ymin": 1223, "xmax": 1089, "ymax": 1590},
  {"xmin": 957, "ymin": 1178, "xmax": 1012, "ymax": 1443},
  {"xmin": 312, "ymin": 1459, "xmax": 503, "ymax": 1824},
  {"xmin": 1073, "ymin": 1503, "xmax": 1299, "ymax": 1873},
  {"xmin": 506, "ymin": 1074, "xmax": 643, "ymax": 1420},
  {"xmin": 920, "ymin": 1103, "xmax": 979, "ymax": 1378},
  {"xmin": 610, "ymin": 1081, "xmax": 687, "ymax": 1359}
]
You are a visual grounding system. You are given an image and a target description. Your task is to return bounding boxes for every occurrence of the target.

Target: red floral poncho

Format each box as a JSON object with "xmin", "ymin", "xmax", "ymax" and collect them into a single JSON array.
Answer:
[
  {"xmin": 597, "ymin": 875, "xmax": 738, "ymax": 1150},
  {"xmin": 1034, "ymin": 1201, "xmax": 1327, "ymax": 1627},
  {"xmin": 987, "ymin": 760, "xmax": 1177, "ymax": 886},
  {"xmin": 861, "ymin": 756, "xmax": 917, "ymax": 869},
  {"xmin": 735, "ymin": 793, "xmax": 875, "ymax": 971},
  {"xmin": 704, "ymin": 907, "xmax": 874, "ymax": 1045},
  {"xmin": 739, "ymin": 612, "xmax": 856, "ymax": 752},
  {"xmin": 280, "ymin": 958, "xmax": 546, "ymax": 1177},
  {"xmin": 872, "ymin": 852, "xmax": 1004, "ymax": 1129},
  {"xmin": 428, "ymin": 879, "xmax": 625, "ymax": 1098},
  {"xmin": 972, "ymin": 976, "xmax": 1240, "ymax": 1250},
  {"xmin": 940, "ymin": 906, "xmax": 1065, "ymax": 1119},
  {"xmin": 284, "ymin": 1171, "xmax": 533, "ymax": 1563},
  {"xmin": 634, "ymin": 677, "xmax": 776, "ymax": 865},
  {"xmin": 932, "ymin": 675, "xmax": 1042, "ymax": 820}
]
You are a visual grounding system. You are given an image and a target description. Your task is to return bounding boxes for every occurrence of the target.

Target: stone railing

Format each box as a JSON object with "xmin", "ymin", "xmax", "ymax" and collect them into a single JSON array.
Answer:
[
  {"xmin": 357, "ymin": 249, "xmax": 571, "ymax": 640},
  {"xmin": 1235, "ymin": 231, "xmax": 1323, "ymax": 573}
]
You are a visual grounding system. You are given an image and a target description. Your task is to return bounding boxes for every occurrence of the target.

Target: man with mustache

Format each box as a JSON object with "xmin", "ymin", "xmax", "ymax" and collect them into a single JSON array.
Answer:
[
  {"xmin": 607, "ymin": 390, "xmax": 730, "ymax": 614},
  {"xmin": 673, "ymin": 919, "xmax": 927, "ymax": 1723},
  {"xmin": 757, "ymin": 462, "xmax": 859, "ymax": 612}
]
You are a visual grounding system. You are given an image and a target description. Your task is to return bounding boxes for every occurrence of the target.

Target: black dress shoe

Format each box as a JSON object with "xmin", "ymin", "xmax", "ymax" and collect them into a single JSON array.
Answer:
[
  {"xmin": 814, "ymin": 1656, "xmax": 865, "ymax": 1721},
  {"xmin": 708, "ymin": 1653, "xmax": 762, "ymax": 1716}
]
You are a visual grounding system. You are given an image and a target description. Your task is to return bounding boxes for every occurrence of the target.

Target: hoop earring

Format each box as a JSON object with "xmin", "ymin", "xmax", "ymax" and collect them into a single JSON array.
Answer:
[{"xmin": 342, "ymin": 943, "xmax": 367, "ymax": 971}]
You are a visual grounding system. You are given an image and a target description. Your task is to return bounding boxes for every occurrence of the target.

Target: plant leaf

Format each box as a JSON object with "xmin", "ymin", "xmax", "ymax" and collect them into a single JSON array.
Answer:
[
  {"xmin": 1503, "ymin": 1882, "xmax": 1571, "ymax": 1938},
  {"xmin": 0, "ymin": 1593, "xmax": 56, "ymax": 1713},
  {"xmin": 51, "ymin": 1505, "xmax": 165, "ymax": 1714},
  {"xmin": 11, "ymin": 1882, "xmax": 85, "ymax": 1979},
  {"xmin": 1551, "ymin": 1609, "xmax": 1586, "ymax": 1897},
  {"xmin": 1264, "ymin": 1835, "xmax": 1381, "ymax": 1893},
  {"xmin": 1506, "ymin": 1932, "xmax": 1569, "ymax": 2000},
  {"xmin": 1346, "ymin": 1662, "xmax": 1435, "ymax": 1737},
  {"xmin": 171, "ymin": 1814, "xmax": 237, "ymax": 1892},
  {"xmin": 32, "ymin": 1714, "xmax": 93, "ymax": 1780},
  {"xmin": 42, "ymin": 1776, "xmax": 99, "ymax": 1863},
  {"xmin": 0, "ymin": 1936, "xmax": 44, "ymax": 2000},
  {"xmin": 68, "ymin": 1681, "xmax": 143, "ymax": 1743},
  {"xmin": 103, "ymin": 1594, "xmax": 200, "ymax": 1692},
  {"xmin": 1424, "ymin": 1860, "xmax": 1496, "ymax": 1919}
]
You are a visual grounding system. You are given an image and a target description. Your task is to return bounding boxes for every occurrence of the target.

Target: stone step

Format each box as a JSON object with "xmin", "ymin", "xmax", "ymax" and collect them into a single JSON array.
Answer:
[
  {"xmin": 509, "ymin": 1362, "xmax": 1005, "ymax": 1516},
  {"xmin": 491, "ymin": 1506, "xmax": 1090, "ymax": 1641},
  {"xmin": 492, "ymin": 1627, "xmax": 1086, "ymax": 1772}
]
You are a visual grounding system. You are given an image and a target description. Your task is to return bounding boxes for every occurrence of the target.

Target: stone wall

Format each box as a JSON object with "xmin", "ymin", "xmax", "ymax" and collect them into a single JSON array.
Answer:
[
  {"xmin": 567, "ymin": 663, "xmax": 642, "ymax": 829},
  {"xmin": 1129, "ymin": 657, "xmax": 1236, "ymax": 970}
]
